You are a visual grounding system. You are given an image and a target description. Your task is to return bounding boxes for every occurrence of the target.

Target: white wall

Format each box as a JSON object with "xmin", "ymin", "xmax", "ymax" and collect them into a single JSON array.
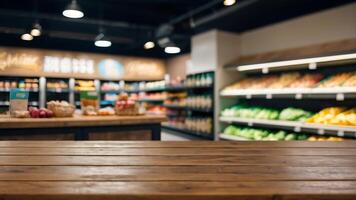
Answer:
[
  {"xmin": 240, "ymin": 2, "xmax": 356, "ymax": 55},
  {"xmin": 190, "ymin": 30, "xmax": 218, "ymax": 74}
]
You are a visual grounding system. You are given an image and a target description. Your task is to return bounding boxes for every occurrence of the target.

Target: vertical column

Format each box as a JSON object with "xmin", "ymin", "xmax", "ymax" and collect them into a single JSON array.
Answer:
[
  {"xmin": 69, "ymin": 78, "xmax": 75, "ymax": 105},
  {"xmin": 39, "ymin": 77, "xmax": 46, "ymax": 108}
]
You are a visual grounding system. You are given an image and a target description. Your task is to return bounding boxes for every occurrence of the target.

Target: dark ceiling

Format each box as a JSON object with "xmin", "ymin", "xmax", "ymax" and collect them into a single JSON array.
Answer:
[{"xmin": 0, "ymin": 0, "xmax": 355, "ymax": 58}]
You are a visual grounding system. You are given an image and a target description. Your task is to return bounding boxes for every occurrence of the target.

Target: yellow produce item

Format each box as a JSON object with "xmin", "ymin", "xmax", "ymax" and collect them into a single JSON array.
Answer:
[{"xmin": 306, "ymin": 107, "xmax": 346, "ymax": 124}]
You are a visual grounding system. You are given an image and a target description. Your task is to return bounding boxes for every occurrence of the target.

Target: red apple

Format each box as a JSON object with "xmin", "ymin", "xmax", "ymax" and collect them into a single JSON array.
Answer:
[
  {"xmin": 39, "ymin": 110, "xmax": 47, "ymax": 118},
  {"xmin": 30, "ymin": 109, "xmax": 40, "ymax": 118},
  {"xmin": 46, "ymin": 110, "xmax": 54, "ymax": 118}
]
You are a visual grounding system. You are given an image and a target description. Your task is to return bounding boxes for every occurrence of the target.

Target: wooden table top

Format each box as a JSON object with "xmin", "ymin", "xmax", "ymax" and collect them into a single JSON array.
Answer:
[
  {"xmin": 1, "ymin": 141, "xmax": 356, "ymax": 200},
  {"xmin": 0, "ymin": 114, "xmax": 166, "ymax": 128}
]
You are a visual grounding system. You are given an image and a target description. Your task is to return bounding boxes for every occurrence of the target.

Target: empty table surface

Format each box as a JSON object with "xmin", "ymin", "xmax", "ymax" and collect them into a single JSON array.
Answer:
[{"xmin": 0, "ymin": 141, "xmax": 356, "ymax": 200}]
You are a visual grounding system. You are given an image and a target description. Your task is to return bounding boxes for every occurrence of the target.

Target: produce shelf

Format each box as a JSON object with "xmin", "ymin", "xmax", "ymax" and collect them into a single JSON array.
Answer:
[
  {"xmin": 219, "ymin": 134, "xmax": 251, "ymax": 141},
  {"xmin": 220, "ymin": 87, "xmax": 356, "ymax": 100},
  {"xmin": 163, "ymin": 104, "xmax": 213, "ymax": 113},
  {"xmin": 162, "ymin": 124, "xmax": 214, "ymax": 140},
  {"xmin": 220, "ymin": 116, "xmax": 356, "ymax": 138}
]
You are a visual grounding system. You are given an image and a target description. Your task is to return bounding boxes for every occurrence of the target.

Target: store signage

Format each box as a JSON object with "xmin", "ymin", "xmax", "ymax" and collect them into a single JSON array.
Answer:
[
  {"xmin": 0, "ymin": 47, "xmax": 165, "ymax": 80},
  {"xmin": 43, "ymin": 56, "xmax": 95, "ymax": 74},
  {"xmin": 0, "ymin": 52, "xmax": 40, "ymax": 71}
]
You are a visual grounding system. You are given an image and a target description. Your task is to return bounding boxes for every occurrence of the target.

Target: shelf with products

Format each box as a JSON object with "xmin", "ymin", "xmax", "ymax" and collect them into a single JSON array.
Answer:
[
  {"xmin": 163, "ymin": 104, "xmax": 213, "ymax": 113},
  {"xmin": 220, "ymin": 102, "xmax": 356, "ymax": 138},
  {"xmin": 220, "ymin": 53, "xmax": 356, "ymax": 141},
  {"xmin": 46, "ymin": 78, "xmax": 70, "ymax": 102},
  {"xmin": 221, "ymin": 71, "xmax": 356, "ymax": 99},
  {"xmin": 220, "ymin": 125, "xmax": 347, "ymax": 141},
  {"xmin": 0, "ymin": 77, "xmax": 40, "ymax": 111},
  {"xmin": 162, "ymin": 123, "xmax": 214, "ymax": 140}
]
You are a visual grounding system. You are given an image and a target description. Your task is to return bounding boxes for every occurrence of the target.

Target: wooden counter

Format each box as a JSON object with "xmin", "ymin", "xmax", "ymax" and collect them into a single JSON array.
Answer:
[
  {"xmin": 0, "ymin": 115, "xmax": 166, "ymax": 141},
  {"xmin": 0, "ymin": 141, "xmax": 355, "ymax": 200}
]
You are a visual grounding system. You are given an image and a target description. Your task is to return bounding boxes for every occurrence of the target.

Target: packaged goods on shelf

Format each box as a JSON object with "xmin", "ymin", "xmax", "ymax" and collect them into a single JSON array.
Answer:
[
  {"xmin": 75, "ymin": 80, "xmax": 96, "ymax": 91},
  {"xmin": 98, "ymin": 107, "xmax": 115, "ymax": 116},
  {"xmin": 140, "ymin": 80, "xmax": 166, "ymax": 90},
  {"xmin": 47, "ymin": 80, "xmax": 68, "ymax": 90},
  {"xmin": 185, "ymin": 117, "xmax": 212, "ymax": 134},
  {"xmin": 164, "ymin": 99, "xmax": 186, "ymax": 107},
  {"xmin": 185, "ymin": 73, "xmax": 213, "ymax": 87},
  {"xmin": 0, "ymin": 78, "xmax": 39, "ymax": 91},
  {"xmin": 101, "ymin": 82, "xmax": 121, "ymax": 91},
  {"xmin": 306, "ymin": 107, "xmax": 356, "ymax": 126},
  {"xmin": 139, "ymin": 92, "xmax": 167, "ymax": 100},
  {"xmin": 146, "ymin": 105, "xmax": 166, "ymax": 115},
  {"xmin": 80, "ymin": 91, "xmax": 99, "ymax": 116},
  {"xmin": 166, "ymin": 116, "xmax": 213, "ymax": 134},
  {"xmin": 186, "ymin": 95, "xmax": 212, "ymax": 110},
  {"xmin": 104, "ymin": 93, "xmax": 118, "ymax": 102},
  {"xmin": 167, "ymin": 92, "xmax": 187, "ymax": 99}
]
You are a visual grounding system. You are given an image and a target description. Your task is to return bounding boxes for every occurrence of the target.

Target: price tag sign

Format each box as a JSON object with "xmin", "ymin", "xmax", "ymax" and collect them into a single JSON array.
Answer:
[
  {"xmin": 336, "ymin": 93, "xmax": 344, "ymax": 101},
  {"xmin": 337, "ymin": 130, "xmax": 345, "ymax": 137},
  {"xmin": 246, "ymin": 94, "xmax": 252, "ymax": 99},
  {"xmin": 248, "ymin": 121, "xmax": 253, "ymax": 126},
  {"xmin": 308, "ymin": 62, "xmax": 317, "ymax": 70},
  {"xmin": 317, "ymin": 129, "xmax": 325, "ymax": 135},
  {"xmin": 262, "ymin": 67, "xmax": 269, "ymax": 74},
  {"xmin": 266, "ymin": 93, "xmax": 272, "ymax": 99},
  {"xmin": 295, "ymin": 93, "xmax": 302, "ymax": 100},
  {"xmin": 294, "ymin": 126, "xmax": 301, "ymax": 132}
]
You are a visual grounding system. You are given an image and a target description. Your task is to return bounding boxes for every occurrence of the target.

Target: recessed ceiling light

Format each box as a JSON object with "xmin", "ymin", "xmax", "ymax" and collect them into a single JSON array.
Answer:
[
  {"xmin": 63, "ymin": 0, "xmax": 84, "ymax": 18},
  {"xmin": 21, "ymin": 33, "xmax": 33, "ymax": 41},
  {"xmin": 223, "ymin": 0, "xmax": 236, "ymax": 6},
  {"xmin": 164, "ymin": 46, "xmax": 181, "ymax": 54},
  {"xmin": 144, "ymin": 41, "xmax": 155, "ymax": 49},
  {"xmin": 30, "ymin": 23, "xmax": 42, "ymax": 36},
  {"xmin": 95, "ymin": 33, "xmax": 112, "ymax": 47}
]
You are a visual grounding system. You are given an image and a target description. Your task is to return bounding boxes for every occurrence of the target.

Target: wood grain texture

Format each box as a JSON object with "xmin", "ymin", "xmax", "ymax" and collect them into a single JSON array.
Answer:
[
  {"xmin": 0, "ymin": 141, "xmax": 356, "ymax": 199},
  {"xmin": 0, "ymin": 114, "xmax": 166, "ymax": 129}
]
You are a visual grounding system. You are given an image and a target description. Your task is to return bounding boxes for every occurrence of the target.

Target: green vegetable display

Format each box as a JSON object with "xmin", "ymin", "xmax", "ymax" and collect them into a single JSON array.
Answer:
[
  {"xmin": 221, "ymin": 105, "xmax": 313, "ymax": 122},
  {"xmin": 222, "ymin": 125, "xmax": 308, "ymax": 141}
]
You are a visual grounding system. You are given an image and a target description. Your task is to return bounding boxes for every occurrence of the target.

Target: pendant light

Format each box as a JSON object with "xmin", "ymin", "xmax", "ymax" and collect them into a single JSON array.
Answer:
[
  {"xmin": 95, "ymin": 32, "xmax": 111, "ymax": 47},
  {"xmin": 30, "ymin": 22, "xmax": 42, "ymax": 36},
  {"xmin": 21, "ymin": 33, "xmax": 33, "ymax": 41},
  {"xmin": 223, "ymin": 0, "xmax": 236, "ymax": 6},
  {"xmin": 164, "ymin": 46, "xmax": 181, "ymax": 54},
  {"xmin": 144, "ymin": 41, "xmax": 155, "ymax": 49},
  {"xmin": 63, "ymin": 0, "xmax": 84, "ymax": 19}
]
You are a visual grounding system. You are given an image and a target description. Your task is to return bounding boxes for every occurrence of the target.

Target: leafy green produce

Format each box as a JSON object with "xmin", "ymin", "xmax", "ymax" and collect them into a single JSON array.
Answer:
[
  {"xmin": 285, "ymin": 133, "xmax": 297, "ymax": 141},
  {"xmin": 222, "ymin": 125, "xmax": 308, "ymax": 141},
  {"xmin": 278, "ymin": 107, "xmax": 313, "ymax": 121}
]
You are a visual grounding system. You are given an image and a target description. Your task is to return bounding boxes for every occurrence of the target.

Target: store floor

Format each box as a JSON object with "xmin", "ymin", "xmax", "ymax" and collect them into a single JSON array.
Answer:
[{"xmin": 161, "ymin": 131, "xmax": 201, "ymax": 141}]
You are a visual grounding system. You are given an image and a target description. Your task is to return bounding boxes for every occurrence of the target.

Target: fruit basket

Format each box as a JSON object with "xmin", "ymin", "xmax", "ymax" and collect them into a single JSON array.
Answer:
[
  {"xmin": 47, "ymin": 101, "xmax": 75, "ymax": 117},
  {"xmin": 115, "ymin": 93, "xmax": 140, "ymax": 116}
]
